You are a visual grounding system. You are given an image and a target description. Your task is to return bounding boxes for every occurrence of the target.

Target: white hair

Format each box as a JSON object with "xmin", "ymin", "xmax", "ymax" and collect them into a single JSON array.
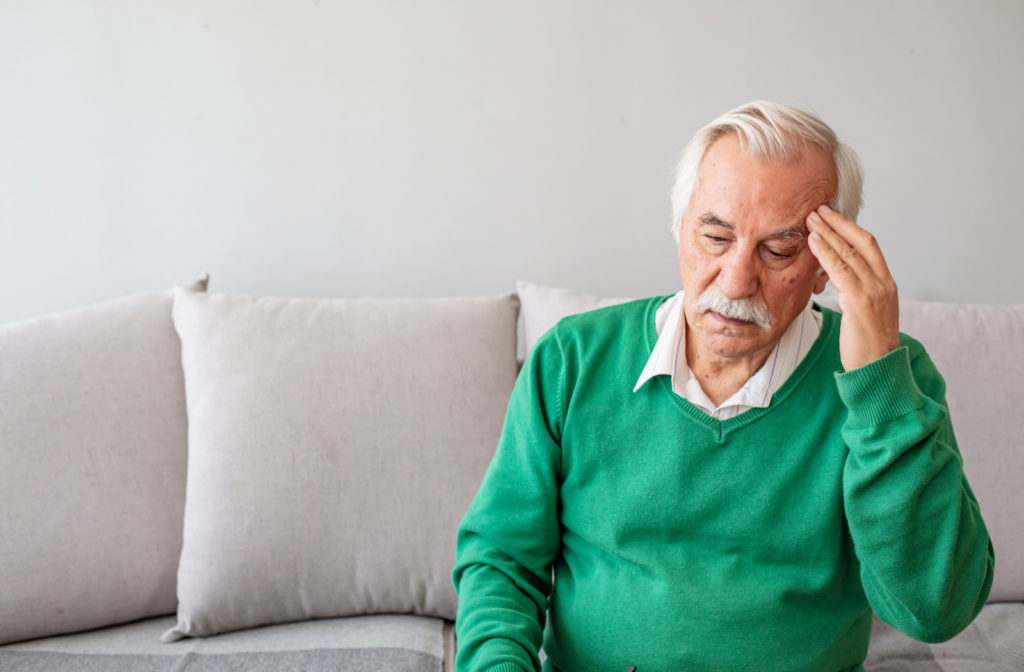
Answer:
[{"xmin": 670, "ymin": 101, "xmax": 864, "ymax": 242}]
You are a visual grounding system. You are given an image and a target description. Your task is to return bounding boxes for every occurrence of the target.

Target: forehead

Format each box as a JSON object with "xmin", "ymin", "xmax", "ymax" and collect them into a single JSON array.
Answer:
[{"xmin": 691, "ymin": 133, "xmax": 837, "ymax": 226}]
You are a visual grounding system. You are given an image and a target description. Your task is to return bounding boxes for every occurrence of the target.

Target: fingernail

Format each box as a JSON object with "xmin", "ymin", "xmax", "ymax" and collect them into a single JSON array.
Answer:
[
  {"xmin": 819, "ymin": 204, "xmax": 833, "ymax": 213},
  {"xmin": 808, "ymin": 211, "xmax": 822, "ymax": 223}
]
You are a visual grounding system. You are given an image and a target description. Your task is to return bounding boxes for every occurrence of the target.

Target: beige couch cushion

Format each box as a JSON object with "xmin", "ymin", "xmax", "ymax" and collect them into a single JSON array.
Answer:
[
  {"xmin": 165, "ymin": 289, "xmax": 519, "ymax": 641},
  {"xmin": 520, "ymin": 281, "xmax": 1023, "ymax": 602},
  {"xmin": 0, "ymin": 278, "xmax": 207, "ymax": 645}
]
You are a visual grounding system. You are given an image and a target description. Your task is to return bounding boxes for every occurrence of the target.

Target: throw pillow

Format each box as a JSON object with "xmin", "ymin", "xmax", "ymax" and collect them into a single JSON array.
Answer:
[
  {"xmin": 164, "ymin": 288, "xmax": 519, "ymax": 640},
  {"xmin": 0, "ymin": 277, "xmax": 208, "ymax": 645}
]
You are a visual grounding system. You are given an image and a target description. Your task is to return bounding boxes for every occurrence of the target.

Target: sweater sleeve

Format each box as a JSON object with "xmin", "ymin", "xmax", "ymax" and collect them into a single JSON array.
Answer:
[
  {"xmin": 452, "ymin": 329, "xmax": 566, "ymax": 672},
  {"xmin": 837, "ymin": 339, "xmax": 995, "ymax": 643}
]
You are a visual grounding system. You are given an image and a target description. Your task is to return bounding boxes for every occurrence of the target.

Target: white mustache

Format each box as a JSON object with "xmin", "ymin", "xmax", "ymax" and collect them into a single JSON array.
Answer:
[{"xmin": 694, "ymin": 286, "xmax": 774, "ymax": 329}]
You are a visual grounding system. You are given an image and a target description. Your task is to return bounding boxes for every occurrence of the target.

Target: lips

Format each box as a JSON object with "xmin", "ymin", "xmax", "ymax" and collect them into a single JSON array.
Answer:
[{"xmin": 709, "ymin": 311, "xmax": 755, "ymax": 328}]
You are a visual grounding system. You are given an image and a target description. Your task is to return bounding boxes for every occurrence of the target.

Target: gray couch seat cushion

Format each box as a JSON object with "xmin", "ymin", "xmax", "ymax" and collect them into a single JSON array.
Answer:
[
  {"xmin": 865, "ymin": 603, "xmax": 1024, "ymax": 671},
  {"xmin": 0, "ymin": 614, "xmax": 453, "ymax": 671}
]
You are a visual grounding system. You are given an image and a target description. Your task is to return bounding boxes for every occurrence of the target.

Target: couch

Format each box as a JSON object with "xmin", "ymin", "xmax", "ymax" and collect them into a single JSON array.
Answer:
[{"xmin": 1, "ymin": 277, "xmax": 1021, "ymax": 671}]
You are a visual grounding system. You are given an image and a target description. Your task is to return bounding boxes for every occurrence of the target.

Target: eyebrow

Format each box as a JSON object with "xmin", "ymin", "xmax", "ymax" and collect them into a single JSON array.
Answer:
[
  {"xmin": 699, "ymin": 213, "xmax": 731, "ymax": 229},
  {"xmin": 697, "ymin": 212, "xmax": 807, "ymax": 241}
]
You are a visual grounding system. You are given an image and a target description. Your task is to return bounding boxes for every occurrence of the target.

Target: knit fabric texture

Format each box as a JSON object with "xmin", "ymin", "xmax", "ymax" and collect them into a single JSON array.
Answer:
[{"xmin": 453, "ymin": 296, "xmax": 993, "ymax": 672}]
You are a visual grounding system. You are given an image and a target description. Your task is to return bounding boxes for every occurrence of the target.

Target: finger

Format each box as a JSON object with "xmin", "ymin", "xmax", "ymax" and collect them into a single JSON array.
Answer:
[
  {"xmin": 807, "ymin": 227, "xmax": 859, "ymax": 292},
  {"xmin": 815, "ymin": 205, "xmax": 892, "ymax": 277},
  {"xmin": 806, "ymin": 211, "xmax": 873, "ymax": 286}
]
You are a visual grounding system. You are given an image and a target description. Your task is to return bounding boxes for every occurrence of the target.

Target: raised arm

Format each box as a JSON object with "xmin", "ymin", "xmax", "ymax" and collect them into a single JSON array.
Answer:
[{"xmin": 808, "ymin": 205, "xmax": 994, "ymax": 641}]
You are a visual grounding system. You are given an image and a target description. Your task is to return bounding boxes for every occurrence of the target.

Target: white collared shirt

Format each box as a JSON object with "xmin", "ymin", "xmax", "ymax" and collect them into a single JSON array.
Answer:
[{"xmin": 633, "ymin": 291, "xmax": 822, "ymax": 420}]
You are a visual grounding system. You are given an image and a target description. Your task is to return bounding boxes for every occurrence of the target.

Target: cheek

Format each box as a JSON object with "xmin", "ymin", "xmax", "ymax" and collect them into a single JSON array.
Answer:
[
  {"xmin": 788, "ymin": 271, "xmax": 816, "ymax": 287},
  {"xmin": 677, "ymin": 243, "xmax": 698, "ymax": 273},
  {"xmin": 780, "ymin": 256, "xmax": 820, "ymax": 288},
  {"xmin": 768, "ymin": 269, "xmax": 817, "ymax": 305},
  {"xmin": 679, "ymin": 256, "xmax": 712, "ymax": 290},
  {"xmin": 679, "ymin": 238, "xmax": 713, "ymax": 269}
]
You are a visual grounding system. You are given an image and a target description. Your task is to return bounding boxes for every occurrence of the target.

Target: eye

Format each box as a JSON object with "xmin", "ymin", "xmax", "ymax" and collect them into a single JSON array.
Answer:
[
  {"xmin": 761, "ymin": 245, "xmax": 800, "ymax": 264},
  {"xmin": 699, "ymin": 234, "xmax": 731, "ymax": 254},
  {"xmin": 763, "ymin": 247, "xmax": 793, "ymax": 259}
]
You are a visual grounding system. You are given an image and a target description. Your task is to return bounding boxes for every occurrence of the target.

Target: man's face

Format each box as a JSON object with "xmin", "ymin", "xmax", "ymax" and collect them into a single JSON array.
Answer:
[{"xmin": 677, "ymin": 133, "xmax": 835, "ymax": 365}]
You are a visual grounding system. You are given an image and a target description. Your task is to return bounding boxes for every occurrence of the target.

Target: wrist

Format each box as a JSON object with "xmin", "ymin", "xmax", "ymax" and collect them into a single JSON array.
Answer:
[{"xmin": 835, "ymin": 346, "xmax": 924, "ymax": 427}]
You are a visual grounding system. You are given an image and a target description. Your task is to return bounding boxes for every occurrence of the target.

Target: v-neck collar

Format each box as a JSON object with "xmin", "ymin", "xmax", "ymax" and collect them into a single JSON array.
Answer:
[{"xmin": 638, "ymin": 295, "xmax": 838, "ymax": 439}]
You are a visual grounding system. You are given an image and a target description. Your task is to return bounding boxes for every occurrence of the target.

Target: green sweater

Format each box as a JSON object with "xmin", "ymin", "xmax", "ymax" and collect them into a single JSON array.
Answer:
[{"xmin": 453, "ymin": 296, "xmax": 994, "ymax": 672}]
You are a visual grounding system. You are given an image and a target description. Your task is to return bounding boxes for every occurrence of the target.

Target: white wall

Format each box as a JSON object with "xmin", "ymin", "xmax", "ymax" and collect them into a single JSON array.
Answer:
[{"xmin": 2, "ymin": 0, "xmax": 1022, "ymax": 323}]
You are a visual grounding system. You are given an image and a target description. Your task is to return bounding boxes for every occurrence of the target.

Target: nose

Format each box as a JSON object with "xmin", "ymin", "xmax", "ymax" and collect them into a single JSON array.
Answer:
[{"xmin": 716, "ymin": 250, "xmax": 759, "ymax": 299}]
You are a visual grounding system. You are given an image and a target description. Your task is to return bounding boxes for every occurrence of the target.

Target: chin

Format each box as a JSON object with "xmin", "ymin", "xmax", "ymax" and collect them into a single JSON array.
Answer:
[{"xmin": 702, "ymin": 333, "xmax": 764, "ymax": 360}]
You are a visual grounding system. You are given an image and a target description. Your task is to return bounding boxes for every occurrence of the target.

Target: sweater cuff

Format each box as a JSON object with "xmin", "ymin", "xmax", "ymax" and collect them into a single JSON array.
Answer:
[
  {"xmin": 484, "ymin": 664, "xmax": 530, "ymax": 672},
  {"xmin": 834, "ymin": 346, "xmax": 925, "ymax": 427}
]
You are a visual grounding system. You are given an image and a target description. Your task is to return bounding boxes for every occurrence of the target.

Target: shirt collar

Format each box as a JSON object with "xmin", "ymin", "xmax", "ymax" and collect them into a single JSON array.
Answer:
[
  {"xmin": 632, "ymin": 290, "xmax": 686, "ymax": 393},
  {"xmin": 633, "ymin": 291, "xmax": 820, "ymax": 413}
]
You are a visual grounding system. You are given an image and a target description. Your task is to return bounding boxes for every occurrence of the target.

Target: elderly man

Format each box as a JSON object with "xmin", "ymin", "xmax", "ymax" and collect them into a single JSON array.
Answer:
[{"xmin": 452, "ymin": 101, "xmax": 994, "ymax": 672}]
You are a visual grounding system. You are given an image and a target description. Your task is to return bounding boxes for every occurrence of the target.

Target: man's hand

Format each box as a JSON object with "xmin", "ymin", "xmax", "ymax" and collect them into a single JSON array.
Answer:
[{"xmin": 806, "ymin": 204, "xmax": 900, "ymax": 371}]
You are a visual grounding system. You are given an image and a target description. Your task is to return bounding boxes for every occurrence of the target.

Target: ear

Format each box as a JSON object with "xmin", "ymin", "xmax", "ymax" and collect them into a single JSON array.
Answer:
[{"xmin": 812, "ymin": 268, "xmax": 829, "ymax": 295}]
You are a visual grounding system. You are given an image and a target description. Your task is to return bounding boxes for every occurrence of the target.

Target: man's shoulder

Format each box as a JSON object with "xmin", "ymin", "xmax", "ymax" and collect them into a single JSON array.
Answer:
[
  {"xmin": 526, "ymin": 295, "xmax": 670, "ymax": 369},
  {"xmin": 547, "ymin": 294, "xmax": 669, "ymax": 343},
  {"xmin": 524, "ymin": 295, "xmax": 670, "ymax": 390}
]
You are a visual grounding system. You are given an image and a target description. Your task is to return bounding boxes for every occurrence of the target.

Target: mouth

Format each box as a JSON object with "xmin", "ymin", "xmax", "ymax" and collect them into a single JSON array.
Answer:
[{"xmin": 708, "ymin": 311, "xmax": 757, "ymax": 328}]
